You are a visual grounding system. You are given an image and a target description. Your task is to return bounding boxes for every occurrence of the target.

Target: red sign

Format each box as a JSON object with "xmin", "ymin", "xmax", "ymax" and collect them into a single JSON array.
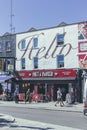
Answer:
[
  {"xmin": 78, "ymin": 41, "xmax": 87, "ymax": 52},
  {"xmin": 17, "ymin": 69, "xmax": 76, "ymax": 79},
  {"xmin": 78, "ymin": 54, "xmax": 87, "ymax": 69}
]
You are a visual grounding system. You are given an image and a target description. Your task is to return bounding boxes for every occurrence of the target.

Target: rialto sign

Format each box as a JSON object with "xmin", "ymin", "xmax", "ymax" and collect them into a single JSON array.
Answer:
[{"xmin": 17, "ymin": 33, "xmax": 77, "ymax": 61}]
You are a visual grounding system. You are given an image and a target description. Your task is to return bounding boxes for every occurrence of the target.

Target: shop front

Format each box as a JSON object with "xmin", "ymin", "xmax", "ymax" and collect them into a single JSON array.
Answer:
[
  {"xmin": 15, "ymin": 69, "xmax": 79, "ymax": 102},
  {"xmin": 0, "ymin": 74, "xmax": 15, "ymax": 101}
]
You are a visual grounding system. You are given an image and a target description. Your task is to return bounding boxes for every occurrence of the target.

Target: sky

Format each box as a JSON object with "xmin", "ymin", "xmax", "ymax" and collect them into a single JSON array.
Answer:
[{"xmin": 0, "ymin": 0, "xmax": 87, "ymax": 35}]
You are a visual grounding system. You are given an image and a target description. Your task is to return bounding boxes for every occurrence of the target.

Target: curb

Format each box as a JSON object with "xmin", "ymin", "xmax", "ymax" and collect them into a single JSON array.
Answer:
[
  {"xmin": 25, "ymin": 106, "xmax": 83, "ymax": 113},
  {"xmin": 0, "ymin": 101, "xmax": 83, "ymax": 113}
]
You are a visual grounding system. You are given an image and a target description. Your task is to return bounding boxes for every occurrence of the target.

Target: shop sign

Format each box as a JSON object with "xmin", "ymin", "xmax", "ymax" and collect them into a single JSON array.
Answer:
[
  {"xmin": 17, "ymin": 33, "xmax": 74, "ymax": 61},
  {"xmin": 17, "ymin": 69, "xmax": 76, "ymax": 79},
  {"xmin": 32, "ymin": 71, "xmax": 53, "ymax": 77},
  {"xmin": 78, "ymin": 23, "xmax": 87, "ymax": 69}
]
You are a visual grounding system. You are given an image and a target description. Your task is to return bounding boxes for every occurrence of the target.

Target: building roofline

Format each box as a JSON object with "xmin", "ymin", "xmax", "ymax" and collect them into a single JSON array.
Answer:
[
  {"xmin": 0, "ymin": 33, "xmax": 15, "ymax": 38},
  {"xmin": 0, "ymin": 20, "xmax": 87, "ymax": 37},
  {"xmin": 15, "ymin": 20, "xmax": 87, "ymax": 35}
]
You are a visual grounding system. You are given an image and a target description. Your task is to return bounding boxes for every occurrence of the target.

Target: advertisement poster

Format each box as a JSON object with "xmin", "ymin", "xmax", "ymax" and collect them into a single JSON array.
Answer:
[
  {"xmin": 78, "ymin": 23, "xmax": 87, "ymax": 69},
  {"xmin": 78, "ymin": 23, "xmax": 87, "ymax": 40}
]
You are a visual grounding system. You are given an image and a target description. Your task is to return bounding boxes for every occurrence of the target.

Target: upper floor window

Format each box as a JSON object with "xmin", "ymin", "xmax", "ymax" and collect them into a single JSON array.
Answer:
[
  {"xmin": 21, "ymin": 40, "xmax": 26, "ymax": 50},
  {"xmin": 0, "ymin": 43, "xmax": 2, "ymax": 52},
  {"xmin": 33, "ymin": 37, "xmax": 38, "ymax": 48},
  {"xmin": 21, "ymin": 58, "xmax": 25, "ymax": 69},
  {"xmin": 33, "ymin": 57, "xmax": 38, "ymax": 69},
  {"xmin": 56, "ymin": 34, "xmax": 64, "ymax": 46},
  {"xmin": 57, "ymin": 55, "xmax": 64, "ymax": 68},
  {"xmin": 6, "ymin": 41, "xmax": 11, "ymax": 52}
]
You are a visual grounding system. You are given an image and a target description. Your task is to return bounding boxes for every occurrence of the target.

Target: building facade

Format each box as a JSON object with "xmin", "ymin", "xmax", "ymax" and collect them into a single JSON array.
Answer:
[
  {"xmin": 0, "ymin": 33, "xmax": 16, "ymax": 95},
  {"xmin": 15, "ymin": 21, "xmax": 87, "ymax": 103},
  {"xmin": 0, "ymin": 21, "xmax": 87, "ymax": 102}
]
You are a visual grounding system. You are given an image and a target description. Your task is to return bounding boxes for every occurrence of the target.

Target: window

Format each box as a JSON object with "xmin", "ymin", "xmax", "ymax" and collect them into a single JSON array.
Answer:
[
  {"xmin": 0, "ymin": 43, "xmax": 2, "ymax": 52},
  {"xmin": 57, "ymin": 55, "xmax": 64, "ymax": 68},
  {"xmin": 6, "ymin": 41, "xmax": 11, "ymax": 51},
  {"xmin": 33, "ymin": 57, "xmax": 38, "ymax": 69},
  {"xmin": 56, "ymin": 34, "xmax": 64, "ymax": 46},
  {"xmin": 21, "ymin": 40, "xmax": 26, "ymax": 50},
  {"xmin": 21, "ymin": 58, "xmax": 25, "ymax": 69},
  {"xmin": 33, "ymin": 37, "xmax": 38, "ymax": 48}
]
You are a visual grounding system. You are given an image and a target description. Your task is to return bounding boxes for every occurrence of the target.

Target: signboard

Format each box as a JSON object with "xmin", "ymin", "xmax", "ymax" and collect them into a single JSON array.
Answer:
[
  {"xmin": 78, "ymin": 23, "xmax": 87, "ymax": 69},
  {"xmin": 16, "ymin": 69, "xmax": 76, "ymax": 80},
  {"xmin": 79, "ymin": 42, "xmax": 87, "ymax": 52}
]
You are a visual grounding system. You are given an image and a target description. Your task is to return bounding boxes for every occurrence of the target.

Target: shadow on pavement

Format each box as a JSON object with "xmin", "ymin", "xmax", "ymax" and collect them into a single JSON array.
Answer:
[
  {"xmin": 0, "ymin": 123, "xmax": 54, "ymax": 130},
  {"xmin": 10, "ymin": 124, "xmax": 54, "ymax": 130},
  {"xmin": 0, "ymin": 114, "xmax": 15, "ymax": 128},
  {"xmin": 0, "ymin": 118, "xmax": 15, "ymax": 123},
  {"xmin": 0, "ymin": 117, "xmax": 54, "ymax": 130}
]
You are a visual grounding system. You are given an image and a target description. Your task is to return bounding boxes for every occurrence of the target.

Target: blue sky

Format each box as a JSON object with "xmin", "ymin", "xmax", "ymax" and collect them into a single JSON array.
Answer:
[{"xmin": 0, "ymin": 0, "xmax": 87, "ymax": 35}]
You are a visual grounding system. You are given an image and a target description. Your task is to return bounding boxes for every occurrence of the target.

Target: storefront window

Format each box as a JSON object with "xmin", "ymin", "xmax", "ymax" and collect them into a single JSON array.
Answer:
[
  {"xmin": 22, "ymin": 84, "xmax": 25, "ymax": 88},
  {"xmin": 38, "ymin": 85, "xmax": 45, "ymax": 94}
]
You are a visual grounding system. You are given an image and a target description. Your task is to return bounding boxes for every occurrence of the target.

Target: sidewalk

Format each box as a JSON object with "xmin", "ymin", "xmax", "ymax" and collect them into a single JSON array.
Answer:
[
  {"xmin": 0, "ymin": 100, "xmax": 83, "ymax": 112},
  {"xmin": 0, "ymin": 101, "xmax": 83, "ymax": 130}
]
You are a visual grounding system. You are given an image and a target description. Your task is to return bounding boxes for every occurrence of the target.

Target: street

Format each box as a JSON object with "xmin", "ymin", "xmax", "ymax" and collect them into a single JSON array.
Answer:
[{"xmin": 0, "ymin": 103, "xmax": 87, "ymax": 130}]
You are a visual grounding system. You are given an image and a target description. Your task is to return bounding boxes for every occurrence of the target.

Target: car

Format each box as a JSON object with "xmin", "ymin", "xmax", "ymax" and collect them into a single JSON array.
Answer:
[{"xmin": 83, "ymin": 79, "xmax": 87, "ymax": 115}]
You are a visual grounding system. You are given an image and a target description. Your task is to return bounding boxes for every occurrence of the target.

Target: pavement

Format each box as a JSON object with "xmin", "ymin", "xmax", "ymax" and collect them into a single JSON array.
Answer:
[{"xmin": 0, "ymin": 101, "xmax": 84, "ymax": 130}]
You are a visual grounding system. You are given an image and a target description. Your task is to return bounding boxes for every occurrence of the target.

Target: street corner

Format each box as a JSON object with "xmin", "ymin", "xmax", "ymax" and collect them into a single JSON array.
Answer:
[{"xmin": 0, "ymin": 113, "xmax": 15, "ymax": 123}]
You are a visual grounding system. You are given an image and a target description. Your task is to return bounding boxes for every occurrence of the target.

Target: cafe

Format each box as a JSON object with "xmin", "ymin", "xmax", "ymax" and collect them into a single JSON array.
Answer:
[{"xmin": 15, "ymin": 69, "xmax": 78, "ymax": 102}]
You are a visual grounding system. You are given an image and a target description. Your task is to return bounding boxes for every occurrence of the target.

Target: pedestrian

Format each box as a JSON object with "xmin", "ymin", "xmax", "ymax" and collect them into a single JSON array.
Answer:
[
  {"xmin": 55, "ymin": 88, "xmax": 64, "ymax": 107},
  {"xmin": 65, "ymin": 93, "xmax": 71, "ymax": 104},
  {"xmin": 14, "ymin": 87, "xmax": 19, "ymax": 103},
  {"xmin": 25, "ymin": 88, "xmax": 31, "ymax": 103}
]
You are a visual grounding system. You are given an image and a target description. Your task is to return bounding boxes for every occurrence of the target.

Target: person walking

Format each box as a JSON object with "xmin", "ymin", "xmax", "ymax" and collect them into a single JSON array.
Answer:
[
  {"xmin": 14, "ymin": 87, "xmax": 19, "ymax": 103},
  {"xmin": 25, "ymin": 88, "xmax": 31, "ymax": 103},
  {"xmin": 55, "ymin": 88, "xmax": 64, "ymax": 107}
]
